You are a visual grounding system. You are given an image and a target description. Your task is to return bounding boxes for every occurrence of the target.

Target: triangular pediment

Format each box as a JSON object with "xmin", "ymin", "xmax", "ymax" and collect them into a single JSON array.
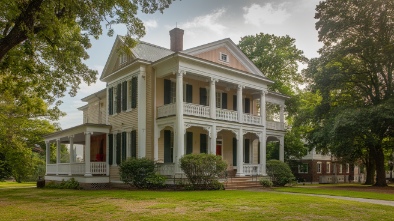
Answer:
[
  {"xmin": 100, "ymin": 36, "xmax": 129, "ymax": 81},
  {"xmin": 182, "ymin": 38, "xmax": 265, "ymax": 77}
]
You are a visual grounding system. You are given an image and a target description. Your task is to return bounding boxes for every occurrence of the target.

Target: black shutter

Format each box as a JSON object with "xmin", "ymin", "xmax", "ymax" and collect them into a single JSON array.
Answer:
[
  {"xmin": 116, "ymin": 83, "xmax": 121, "ymax": 113},
  {"xmin": 131, "ymin": 77, "xmax": 138, "ymax": 108},
  {"xmin": 164, "ymin": 79, "xmax": 171, "ymax": 105},
  {"xmin": 186, "ymin": 132, "xmax": 193, "ymax": 154},
  {"xmin": 186, "ymin": 84, "xmax": 193, "ymax": 103},
  {"xmin": 131, "ymin": 130, "xmax": 137, "ymax": 158},
  {"xmin": 116, "ymin": 133, "xmax": 121, "ymax": 164},
  {"xmin": 222, "ymin": 93, "xmax": 227, "ymax": 109},
  {"xmin": 122, "ymin": 132, "xmax": 127, "ymax": 161},
  {"xmin": 199, "ymin": 88, "xmax": 207, "ymax": 105},
  {"xmin": 122, "ymin": 81, "xmax": 127, "ymax": 111},
  {"xmin": 108, "ymin": 134, "xmax": 113, "ymax": 165},
  {"xmin": 244, "ymin": 139, "xmax": 250, "ymax": 163},
  {"xmin": 233, "ymin": 95, "xmax": 237, "ymax": 111},
  {"xmin": 232, "ymin": 137, "xmax": 237, "ymax": 166},
  {"xmin": 108, "ymin": 88, "xmax": 113, "ymax": 115},
  {"xmin": 244, "ymin": 98, "xmax": 250, "ymax": 114},
  {"xmin": 258, "ymin": 142, "xmax": 261, "ymax": 164},
  {"xmin": 200, "ymin": 134, "xmax": 207, "ymax": 153},
  {"xmin": 164, "ymin": 130, "xmax": 172, "ymax": 163}
]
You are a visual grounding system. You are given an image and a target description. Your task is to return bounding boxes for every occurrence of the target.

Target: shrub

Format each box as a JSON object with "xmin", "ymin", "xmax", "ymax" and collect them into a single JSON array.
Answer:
[
  {"xmin": 180, "ymin": 154, "xmax": 227, "ymax": 190},
  {"xmin": 119, "ymin": 158, "xmax": 166, "ymax": 189},
  {"xmin": 266, "ymin": 160, "xmax": 295, "ymax": 186},
  {"xmin": 45, "ymin": 178, "xmax": 81, "ymax": 189},
  {"xmin": 260, "ymin": 179, "xmax": 273, "ymax": 188}
]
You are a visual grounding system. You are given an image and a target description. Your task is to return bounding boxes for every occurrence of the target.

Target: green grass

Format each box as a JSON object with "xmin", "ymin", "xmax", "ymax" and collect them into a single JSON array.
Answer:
[
  {"xmin": 274, "ymin": 184, "xmax": 394, "ymax": 201},
  {"xmin": 0, "ymin": 188, "xmax": 393, "ymax": 220},
  {"xmin": 0, "ymin": 181, "xmax": 36, "ymax": 188}
]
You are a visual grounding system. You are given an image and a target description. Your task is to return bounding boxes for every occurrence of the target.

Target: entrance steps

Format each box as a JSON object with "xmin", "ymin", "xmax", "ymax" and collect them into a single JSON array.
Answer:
[{"xmin": 224, "ymin": 176, "xmax": 262, "ymax": 190}]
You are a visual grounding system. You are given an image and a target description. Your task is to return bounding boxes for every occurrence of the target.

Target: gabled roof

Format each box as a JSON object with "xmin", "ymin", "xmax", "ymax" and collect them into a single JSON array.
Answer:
[
  {"xmin": 100, "ymin": 36, "xmax": 174, "ymax": 81},
  {"xmin": 182, "ymin": 38, "xmax": 268, "ymax": 79}
]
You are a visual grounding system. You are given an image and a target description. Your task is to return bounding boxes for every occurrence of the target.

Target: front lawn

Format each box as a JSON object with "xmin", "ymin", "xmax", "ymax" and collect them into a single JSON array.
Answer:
[
  {"xmin": 0, "ymin": 188, "xmax": 393, "ymax": 220},
  {"xmin": 0, "ymin": 181, "xmax": 36, "ymax": 188}
]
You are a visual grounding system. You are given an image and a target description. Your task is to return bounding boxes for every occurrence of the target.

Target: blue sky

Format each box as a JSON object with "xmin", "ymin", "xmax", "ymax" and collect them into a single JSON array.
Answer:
[{"xmin": 57, "ymin": 0, "xmax": 322, "ymax": 129}]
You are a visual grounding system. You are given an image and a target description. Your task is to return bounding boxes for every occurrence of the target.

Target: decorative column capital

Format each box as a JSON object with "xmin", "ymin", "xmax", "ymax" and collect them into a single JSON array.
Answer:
[
  {"xmin": 84, "ymin": 131, "xmax": 94, "ymax": 135},
  {"xmin": 210, "ymin": 78, "xmax": 218, "ymax": 85},
  {"xmin": 237, "ymin": 84, "xmax": 244, "ymax": 90},
  {"xmin": 68, "ymin": 135, "xmax": 74, "ymax": 139},
  {"xmin": 261, "ymin": 89, "xmax": 268, "ymax": 95}
]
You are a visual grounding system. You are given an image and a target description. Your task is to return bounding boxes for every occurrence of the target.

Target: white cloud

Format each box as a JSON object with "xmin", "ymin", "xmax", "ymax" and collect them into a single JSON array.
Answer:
[
  {"xmin": 181, "ymin": 8, "xmax": 227, "ymax": 35},
  {"xmin": 144, "ymin": 19, "xmax": 158, "ymax": 30},
  {"xmin": 243, "ymin": 3, "xmax": 290, "ymax": 26}
]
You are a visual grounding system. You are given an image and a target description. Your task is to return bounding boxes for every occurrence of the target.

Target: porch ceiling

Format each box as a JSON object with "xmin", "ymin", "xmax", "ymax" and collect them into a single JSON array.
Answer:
[{"xmin": 44, "ymin": 123, "xmax": 111, "ymax": 143}]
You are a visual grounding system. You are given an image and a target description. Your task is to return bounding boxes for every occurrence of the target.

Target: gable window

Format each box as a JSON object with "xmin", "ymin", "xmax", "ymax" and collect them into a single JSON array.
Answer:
[
  {"xmin": 326, "ymin": 162, "xmax": 331, "ymax": 173},
  {"xmin": 119, "ymin": 53, "xmax": 127, "ymax": 65},
  {"xmin": 317, "ymin": 162, "xmax": 322, "ymax": 173},
  {"xmin": 298, "ymin": 163, "xmax": 308, "ymax": 173},
  {"xmin": 219, "ymin": 52, "xmax": 229, "ymax": 62}
]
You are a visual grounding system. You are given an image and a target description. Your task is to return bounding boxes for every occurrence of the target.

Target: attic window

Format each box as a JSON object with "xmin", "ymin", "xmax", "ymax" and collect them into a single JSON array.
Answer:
[
  {"xmin": 219, "ymin": 52, "xmax": 229, "ymax": 62},
  {"xmin": 119, "ymin": 53, "xmax": 127, "ymax": 65}
]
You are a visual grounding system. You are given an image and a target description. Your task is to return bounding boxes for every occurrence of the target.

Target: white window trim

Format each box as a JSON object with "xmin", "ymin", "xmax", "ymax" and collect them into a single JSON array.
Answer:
[
  {"xmin": 326, "ymin": 162, "xmax": 331, "ymax": 174},
  {"xmin": 119, "ymin": 53, "xmax": 127, "ymax": 65},
  {"xmin": 339, "ymin": 164, "xmax": 343, "ymax": 174},
  {"xmin": 317, "ymin": 162, "xmax": 322, "ymax": 174},
  {"xmin": 219, "ymin": 52, "xmax": 229, "ymax": 63},
  {"xmin": 346, "ymin": 163, "xmax": 350, "ymax": 173}
]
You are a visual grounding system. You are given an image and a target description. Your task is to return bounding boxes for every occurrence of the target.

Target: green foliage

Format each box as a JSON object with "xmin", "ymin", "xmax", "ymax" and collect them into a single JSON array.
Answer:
[
  {"xmin": 45, "ymin": 178, "xmax": 80, "ymax": 189},
  {"xmin": 119, "ymin": 158, "xmax": 166, "ymax": 189},
  {"xmin": 266, "ymin": 160, "xmax": 295, "ymax": 187},
  {"xmin": 260, "ymin": 179, "xmax": 273, "ymax": 188},
  {"xmin": 180, "ymin": 154, "xmax": 227, "ymax": 190}
]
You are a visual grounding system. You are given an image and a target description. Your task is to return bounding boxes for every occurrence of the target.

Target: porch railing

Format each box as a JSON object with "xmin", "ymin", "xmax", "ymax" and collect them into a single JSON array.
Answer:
[
  {"xmin": 184, "ymin": 103, "xmax": 210, "ymax": 118},
  {"xmin": 157, "ymin": 103, "xmax": 176, "ymax": 118},
  {"xmin": 46, "ymin": 162, "xmax": 107, "ymax": 175},
  {"xmin": 216, "ymin": 109, "xmax": 238, "ymax": 122},
  {"xmin": 91, "ymin": 162, "xmax": 107, "ymax": 174},
  {"xmin": 266, "ymin": 121, "xmax": 285, "ymax": 130},
  {"xmin": 243, "ymin": 164, "xmax": 261, "ymax": 176},
  {"xmin": 243, "ymin": 114, "xmax": 261, "ymax": 125},
  {"xmin": 157, "ymin": 163, "xmax": 175, "ymax": 176}
]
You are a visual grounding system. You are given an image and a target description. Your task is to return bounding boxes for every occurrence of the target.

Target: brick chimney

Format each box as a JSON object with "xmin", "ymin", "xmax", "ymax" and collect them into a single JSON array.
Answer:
[{"xmin": 169, "ymin": 27, "xmax": 184, "ymax": 52}]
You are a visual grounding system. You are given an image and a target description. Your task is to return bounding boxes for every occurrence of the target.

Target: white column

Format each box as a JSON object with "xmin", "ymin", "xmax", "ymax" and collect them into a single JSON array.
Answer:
[
  {"xmin": 260, "ymin": 91, "xmax": 266, "ymax": 126},
  {"xmin": 175, "ymin": 71, "xmax": 184, "ymax": 173},
  {"xmin": 153, "ymin": 124, "xmax": 159, "ymax": 161},
  {"xmin": 138, "ymin": 66, "xmax": 147, "ymax": 158},
  {"xmin": 237, "ymin": 85, "xmax": 243, "ymax": 123},
  {"xmin": 69, "ymin": 136, "xmax": 74, "ymax": 175},
  {"xmin": 210, "ymin": 124, "xmax": 216, "ymax": 154},
  {"xmin": 84, "ymin": 132, "xmax": 92, "ymax": 177},
  {"xmin": 209, "ymin": 78, "xmax": 216, "ymax": 119},
  {"xmin": 56, "ymin": 139, "xmax": 61, "ymax": 175},
  {"xmin": 259, "ymin": 134, "xmax": 267, "ymax": 176},
  {"xmin": 236, "ymin": 128, "xmax": 244, "ymax": 176},
  {"xmin": 45, "ymin": 141, "xmax": 50, "ymax": 175},
  {"xmin": 279, "ymin": 136, "xmax": 284, "ymax": 162}
]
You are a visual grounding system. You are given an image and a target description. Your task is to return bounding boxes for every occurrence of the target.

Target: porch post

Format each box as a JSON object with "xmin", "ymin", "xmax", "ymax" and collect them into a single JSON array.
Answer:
[
  {"xmin": 210, "ymin": 78, "xmax": 216, "ymax": 119},
  {"xmin": 210, "ymin": 124, "xmax": 216, "ymax": 154},
  {"xmin": 153, "ymin": 124, "xmax": 159, "ymax": 161},
  {"xmin": 259, "ymin": 134, "xmax": 267, "ymax": 176},
  {"xmin": 236, "ymin": 128, "xmax": 244, "ymax": 176},
  {"xmin": 175, "ymin": 71, "xmax": 184, "ymax": 173},
  {"xmin": 279, "ymin": 136, "xmax": 284, "ymax": 162},
  {"xmin": 237, "ymin": 85, "xmax": 243, "ymax": 123},
  {"xmin": 280, "ymin": 104, "xmax": 285, "ymax": 129},
  {"xmin": 45, "ymin": 141, "xmax": 50, "ymax": 175},
  {"xmin": 56, "ymin": 139, "xmax": 61, "ymax": 175},
  {"xmin": 137, "ymin": 67, "xmax": 147, "ymax": 158},
  {"xmin": 69, "ymin": 135, "xmax": 74, "ymax": 175},
  {"xmin": 84, "ymin": 132, "xmax": 93, "ymax": 177},
  {"xmin": 106, "ymin": 133, "xmax": 109, "ymax": 176}
]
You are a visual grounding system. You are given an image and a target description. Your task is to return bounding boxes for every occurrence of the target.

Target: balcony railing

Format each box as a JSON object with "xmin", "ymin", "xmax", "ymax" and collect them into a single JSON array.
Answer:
[
  {"xmin": 216, "ymin": 109, "xmax": 238, "ymax": 122},
  {"xmin": 243, "ymin": 113, "xmax": 261, "ymax": 125},
  {"xmin": 157, "ymin": 103, "xmax": 176, "ymax": 118},
  {"xmin": 184, "ymin": 103, "xmax": 210, "ymax": 118},
  {"xmin": 46, "ymin": 162, "xmax": 107, "ymax": 175},
  {"xmin": 243, "ymin": 164, "xmax": 261, "ymax": 176},
  {"xmin": 266, "ymin": 121, "xmax": 285, "ymax": 130}
]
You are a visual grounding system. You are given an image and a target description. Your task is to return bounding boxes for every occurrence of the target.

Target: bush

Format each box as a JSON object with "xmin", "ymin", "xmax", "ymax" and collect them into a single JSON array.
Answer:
[
  {"xmin": 180, "ymin": 154, "xmax": 227, "ymax": 190},
  {"xmin": 266, "ymin": 160, "xmax": 295, "ymax": 186},
  {"xmin": 260, "ymin": 179, "xmax": 273, "ymax": 187},
  {"xmin": 119, "ymin": 158, "xmax": 166, "ymax": 189},
  {"xmin": 45, "ymin": 178, "xmax": 80, "ymax": 189}
]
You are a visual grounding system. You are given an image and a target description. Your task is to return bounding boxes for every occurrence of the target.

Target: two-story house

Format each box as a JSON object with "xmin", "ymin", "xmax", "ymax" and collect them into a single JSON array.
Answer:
[{"xmin": 44, "ymin": 28, "xmax": 288, "ymax": 188}]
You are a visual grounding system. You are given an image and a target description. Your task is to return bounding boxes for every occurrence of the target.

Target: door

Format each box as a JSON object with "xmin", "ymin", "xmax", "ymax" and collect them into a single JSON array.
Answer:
[{"xmin": 216, "ymin": 139, "xmax": 222, "ymax": 156}]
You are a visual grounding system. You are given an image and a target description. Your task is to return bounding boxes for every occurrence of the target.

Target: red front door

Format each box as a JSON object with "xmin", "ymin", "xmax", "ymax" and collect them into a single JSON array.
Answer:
[{"xmin": 216, "ymin": 145, "xmax": 222, "ymax": 156}]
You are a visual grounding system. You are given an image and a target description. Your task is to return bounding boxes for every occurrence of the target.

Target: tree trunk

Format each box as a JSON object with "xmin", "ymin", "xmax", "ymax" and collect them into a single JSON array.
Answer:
[
  {"xmin": 364, "ymin": 152, "xmax": 375, "ymax": 185},
  {"xmin": 374, "ymin": 145, "xmax": 387, "ymax": 187}
]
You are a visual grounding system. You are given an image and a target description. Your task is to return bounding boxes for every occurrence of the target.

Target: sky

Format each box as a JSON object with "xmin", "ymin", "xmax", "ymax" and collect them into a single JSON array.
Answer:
[{"xmin": 57, "ymin": 0, "xmax": 322, "ymax": 129}]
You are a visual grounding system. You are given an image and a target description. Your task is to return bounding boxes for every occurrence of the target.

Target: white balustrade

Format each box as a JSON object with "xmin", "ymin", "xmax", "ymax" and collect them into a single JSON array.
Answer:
[
  {"xmin": 216, "ymin": 109, "xmax": 238, "ymax": 122},
  {"xmin": 157, "ymin": 103, "xmax": 176, "ymax": 118},
  {"xmin": 70, "ymin": 163, "xmax": 85, "ymax": 175},
  {"xmin": 58, "ymin": 163, "xmax": 71, "ymax": 175},
  {"xmin": 184, "ymin": 103, "xmax": 210, "ymax": 118},
  {"xmin": 157, "ymin": 163, "xmax": 175, "ymax": 176},
  {"xmin": 243, "ymin": 164, "xmax": 260, "ymax": 176},
  {"xmin": 266, "ymin": 121, "xmax": 285, "ymax": 130},
  {"xmin": 46, "ymin": 164, "xmax": 57, "ymax": 174},
  {"xmin": 91, "ymin": 162, "xmax": 107, "ymax": 174},
  {"xmin": 243, "ymin": 114, "xmax": 262, "ymax": 125}
]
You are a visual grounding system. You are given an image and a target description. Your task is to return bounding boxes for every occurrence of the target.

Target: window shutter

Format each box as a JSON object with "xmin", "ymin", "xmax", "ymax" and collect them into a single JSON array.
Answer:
[
  {"xmin": 244, "ymin": 139, "xmax": 250, "ymax": 163},
  {"xmin": 122, "ymin": 81, "xmax": 127, "ymax": 111},
  {"xmin": 116, "ymin": 133, "xmax": 121, "ymax": 164},
  {"xmin": 222, "ymin": 93, "xmax": 227, "ymax": 109},
  {"xmin": 131, "ymin": 77, "xmax": 138, "ymax": 108},
  {"xmin": 164, "ymin": 130, "xmax": 172, "ymax": 163},
  {"xmin": 232, "ymin": 137, "xmax": 237, "ymax": 166},
  {"xmin": 244, "ymin": 98, "xmax": 250, "ymax": 114},
  {"xmin": 164, "ymin": 79, "xmax": 171, "ymax": 105},
  {"xmin": 186, "ymin": 84, "xmax": 193, "ymax": 103},
  {"xmin": 200, "ymin": 134, "xmax": 207, "ymax": 153},
  {"xmin": 199, "ymin": 88, "xmax": 207, "ymax": 105},
  {"xmin": 233, "ymin": 95, "xmax": 237, "ymax": 111},
  {"xmin": 108, "ymin": 134, "xmax": 113, "ymax": 165},
  {"xmin": 258, "ymin": 142, "xmax": 261, "ymax": 164},
  {"xmin": 108, "ymin": 88, "xmax": 113, "ymax": 115},
  {"xmin": 121, "ymin": 132, "xmax": 127, "ymax": 161},
  {"xmin": 131, "ymin": 130, "xmax": 137, "ymax": 158},
  {"xmin": 116, "ymin": 83, "xmax": 121, "ymax": 113},
  {"xmin": 186, "ymin": 132, "xmax": 193, "ymax": 154}
]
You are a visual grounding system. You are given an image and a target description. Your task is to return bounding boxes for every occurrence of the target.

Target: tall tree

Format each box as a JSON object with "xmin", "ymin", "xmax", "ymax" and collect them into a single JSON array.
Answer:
[{"xmin": 306, "ymin": 0, "xmax": 394, "ymax": 186}]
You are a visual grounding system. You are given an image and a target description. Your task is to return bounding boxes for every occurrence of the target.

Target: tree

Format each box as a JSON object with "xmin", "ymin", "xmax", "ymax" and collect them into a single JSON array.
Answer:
[{"xmin": 305, "ymin": 0, "xmax": 394, "ymax": 186}]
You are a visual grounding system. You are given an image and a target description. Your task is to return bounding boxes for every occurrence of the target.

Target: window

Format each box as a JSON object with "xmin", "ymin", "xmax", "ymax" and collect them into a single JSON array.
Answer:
[
  {"xmin": 108, "ymin": 87, "xmax": 114, "ymax": 115},
  {"xmin": 298, "ymin": 164, "xmax": 308, "ymax": 173},
  {"xmin": 163, "ymin": 79, "xmax": 176, "ymax": 105},
  {"xmin": 184, "ymin": 84, "xmax": 192, "ymax": 103},
  {"xmin": 116, "ymin": 133, "xmax": 121, "ymax": 165},
  {"xmin": 130, "ymin": 77, "xmax": 138, "ymax": 108},
  {"xmin": 164, "ymin": 130, "xmax": 173, "ymax": 163},
  {"xmin": 119, "ymin": 53, "xmax": 127, "ymax": 65},
  {"xmin": 200, "ymin": 134, "xmax": 207, "ymax": 153},
  {"xmin": 199, "ymin": 87, "xmax": 208, "ymax": 106},
  {"xmin": 339, "ymin": 164, "xmax": 343, "ymax": 174},
  {"xmin": 317, "ymin": 162, "xmax": 322, "ymax": 173},
  {"xmin": 108, "ymin": 134, "xmax": 113, "ymax": 165},
  {"xmin": 216, "ymin": 92, "xmax": 228, "ymax": 109},
  {"xmin": 130, "ymin": 130, "xmax": 137, "ymax": 158},
  {"xmin": 244, "ymin": 98, "xmax": 250, "ymax": 113},
  {"xmin": 116, "ymin": 83, "xmax": 121, "ymax": 113},
  {"xmin": 185, "ymin": 131, "xmax": 193, "ymax": 154},
  {"xmin": 244, "ymin": 139, "xmax": 250, "ymax": 163},
  {"xmin": 219, "ymin": 52, "xmax": 229, "ymax": 62},
  {"xmin": 121, "ymin": 132, "xmax": 127, "ymax": 162},
  {"xmin": 346, "ymin": 163, "xmax": 350, "ymax": 173},
  {"xmin": 326, "ymin": 162, "xmax": 331, "ymax": 173}
]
